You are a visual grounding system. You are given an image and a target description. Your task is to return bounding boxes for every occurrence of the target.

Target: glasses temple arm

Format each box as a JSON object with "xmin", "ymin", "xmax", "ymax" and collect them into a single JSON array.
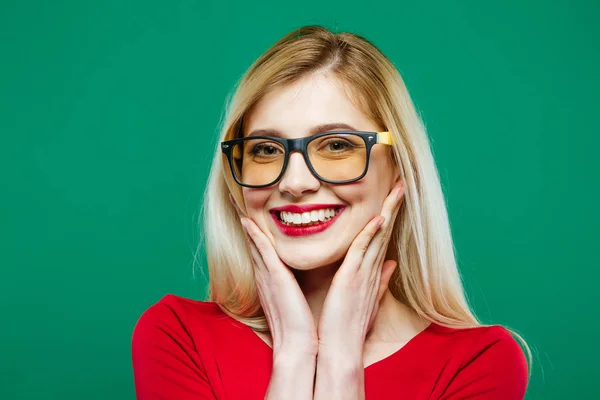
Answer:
[{"xmin": 377, "ymin": 131, "xmax": 393, "ymax": 146}]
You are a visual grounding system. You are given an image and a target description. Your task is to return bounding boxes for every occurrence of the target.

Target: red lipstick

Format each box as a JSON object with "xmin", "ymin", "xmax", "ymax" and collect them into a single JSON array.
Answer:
[
  {"xmin": 270, "ymin": 204, "xmax": 344, "ymax": 213},
  {"xmin": 269, "ymin": 204, "xmax": 345, "ymax": 237}
]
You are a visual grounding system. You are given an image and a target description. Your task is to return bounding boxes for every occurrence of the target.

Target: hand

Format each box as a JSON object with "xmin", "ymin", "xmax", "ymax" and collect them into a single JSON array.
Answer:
[
  {"xmin": 230, "ymin": 195, "xmax": 318, "ymax": 356},
  {"xmin": 317, "ymin": 181, "xmax": 404, "ymax": 355}
]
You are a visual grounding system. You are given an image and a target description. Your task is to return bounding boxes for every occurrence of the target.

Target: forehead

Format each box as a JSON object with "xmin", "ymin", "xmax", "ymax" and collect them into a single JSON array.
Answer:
[{"xmin": 243, "ymin": 74, "xmax": 379, "ymax": 138}]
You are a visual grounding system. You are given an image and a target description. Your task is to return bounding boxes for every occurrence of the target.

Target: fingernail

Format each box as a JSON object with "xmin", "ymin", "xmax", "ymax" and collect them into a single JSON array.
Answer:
[
  {"xmin": 240, "ymin": 218, "xmax": 247, "ymax": 230},
  {"xmin": 377, "ymin": 216, "xmax": 385, "ymax": 228}
]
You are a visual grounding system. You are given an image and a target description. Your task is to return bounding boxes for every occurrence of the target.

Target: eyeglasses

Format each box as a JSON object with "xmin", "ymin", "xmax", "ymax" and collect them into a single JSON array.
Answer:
[{"xmin": 221, "ymin": 130, "xmax": 393, "ymax": 188}]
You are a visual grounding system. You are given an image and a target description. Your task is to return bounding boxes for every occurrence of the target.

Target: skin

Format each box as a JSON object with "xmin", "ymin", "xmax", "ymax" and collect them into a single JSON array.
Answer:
[{"xmin": 233, "ymin": 73, "xmax": 430, "ymax": 399}]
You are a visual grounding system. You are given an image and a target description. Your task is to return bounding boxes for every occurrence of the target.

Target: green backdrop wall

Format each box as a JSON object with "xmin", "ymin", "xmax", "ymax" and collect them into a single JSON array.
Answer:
[{"xmin": 1, "ymin": 0, "xmax": 599, "ymax": 399}]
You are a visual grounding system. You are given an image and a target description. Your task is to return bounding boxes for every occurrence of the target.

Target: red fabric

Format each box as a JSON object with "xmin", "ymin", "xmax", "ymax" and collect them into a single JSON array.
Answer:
[{"xmin": 132, "ymin": 294, "xmax": 528, "ymax": 399}]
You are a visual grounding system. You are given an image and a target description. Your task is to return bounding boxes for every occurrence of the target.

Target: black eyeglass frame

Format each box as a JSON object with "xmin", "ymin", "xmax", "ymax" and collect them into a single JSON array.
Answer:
[{"xmin": 221, "ymin": 130, "xmax": 393, "ymax": 189}]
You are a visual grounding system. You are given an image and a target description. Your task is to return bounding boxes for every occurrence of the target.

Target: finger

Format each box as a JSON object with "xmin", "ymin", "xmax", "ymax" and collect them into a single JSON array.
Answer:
[
  {"xmin": 380, "ymin": 182, "xmax": 404, "ymax": 229},
  {"xmin": 372, "ymin": 204, "xmax": 401, "ymax": 266},
  {"xmin": 377, "ymin": 260, "xmax": 397, "ymax": 302},
  {"xmin": 342, "ymin": 215, "xmax": 386, "ymax": 271},
  {"xmin": 368, "ymin": 183, "xmax": 404, "ymax": 265},
  {"xmin": 354, "ymin": 184, "xmax": 401, "ymax": 270},
  {"xmin": 367, "ymin": 223, "xmax": 398, "ymax": 282},
  {"xmin": 240, "ymin": 218, "xmax": 269, "ymax": 271},
  {"xmin": 241, "ymin": 218, "xmax": 283, "ymax": 272}
]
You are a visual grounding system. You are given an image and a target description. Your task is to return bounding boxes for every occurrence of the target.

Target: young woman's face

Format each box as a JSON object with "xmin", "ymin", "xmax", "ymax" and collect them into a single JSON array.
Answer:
[{"xmin": 241, "ymin": 74, "xmax": 400, "ymax": 270}]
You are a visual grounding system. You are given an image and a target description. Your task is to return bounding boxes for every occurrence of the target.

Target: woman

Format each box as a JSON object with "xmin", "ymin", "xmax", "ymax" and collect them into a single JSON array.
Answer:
[{"xmin": 132, "ymin": 25, "xmax": 530, "ymax": 399}]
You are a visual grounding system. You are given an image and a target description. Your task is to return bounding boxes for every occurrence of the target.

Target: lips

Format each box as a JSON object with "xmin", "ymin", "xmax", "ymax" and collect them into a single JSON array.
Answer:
[
  {"xmin": 269, "ymin": 205, "xmax": 345, "ymax": 237},
  {"xmin": 269, "ymin": 204, "xmax": 344, "ymax": 213}
]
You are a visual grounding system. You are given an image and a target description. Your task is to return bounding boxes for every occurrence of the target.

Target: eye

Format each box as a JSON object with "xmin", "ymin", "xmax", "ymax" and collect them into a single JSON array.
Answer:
[
  {"xmin": 322, "ymin": 138, "xmax": 355, "ymax": 152},
  {"xmin": 250, "ymin": 142, "xmax": 283, "ymax": 157}
]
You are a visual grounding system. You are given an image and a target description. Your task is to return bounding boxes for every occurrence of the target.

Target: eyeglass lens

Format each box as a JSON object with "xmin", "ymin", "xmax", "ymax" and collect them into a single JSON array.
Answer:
[{"xmin": 231, "ymin": 133, "xmax": 367, "ymax": 186}]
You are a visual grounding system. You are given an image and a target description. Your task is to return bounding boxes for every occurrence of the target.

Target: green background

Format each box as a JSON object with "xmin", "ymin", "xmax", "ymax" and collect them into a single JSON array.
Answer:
[{"xmin": 1, "ymin": 0, "xmax": 598, "ymax": 398}]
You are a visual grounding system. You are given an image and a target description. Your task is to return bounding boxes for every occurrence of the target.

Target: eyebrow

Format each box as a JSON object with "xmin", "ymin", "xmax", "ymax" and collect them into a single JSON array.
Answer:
[{"xmin": 246, "ymin": 123, "xmax": 358, "ymax": 138}]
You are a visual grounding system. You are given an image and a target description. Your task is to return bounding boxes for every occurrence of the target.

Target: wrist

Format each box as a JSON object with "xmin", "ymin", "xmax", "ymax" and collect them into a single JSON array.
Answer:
[
  {"xmin": 273, "ymin": 334, "xmax": 318, "ymax": 358},
  {"xmin": 273, "ymin": 344, "xmax": 318, "ymax": 365},
  {"xmin": 314, "ymin": 350, "xmax": 364, "ymax": 400},
  {"xmin": 317, "ymin": 335, "xmax": 363, "ymax": 360},
  {"xmin": 268, "ymin": 347, "xmax": 317, "ymax": 400},
  {"xmin": 316, "ymin": 346, "xmax": 363, "ymax": 377}
]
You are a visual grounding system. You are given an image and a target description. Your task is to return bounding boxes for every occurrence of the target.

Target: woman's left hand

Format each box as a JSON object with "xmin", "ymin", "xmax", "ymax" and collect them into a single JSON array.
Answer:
[{"xmin": 316, "ymin": 181, "xmax": 404, "ymax": 363}]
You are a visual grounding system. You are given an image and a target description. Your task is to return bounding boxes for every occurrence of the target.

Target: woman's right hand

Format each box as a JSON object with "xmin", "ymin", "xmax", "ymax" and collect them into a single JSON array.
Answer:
[{"xmin": 230, "ymin": 196, "xmax": 318, "ymax": 357}]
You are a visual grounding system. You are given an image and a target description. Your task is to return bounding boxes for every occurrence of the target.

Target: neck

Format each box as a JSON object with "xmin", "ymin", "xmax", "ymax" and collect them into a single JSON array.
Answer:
[
  {"xmin": 293, "ymin": 262, "xmax": 339, "ymax": 326},
  {"xmin": 293, "ymin": 263, "xmax": 426, "ymax": 343}
]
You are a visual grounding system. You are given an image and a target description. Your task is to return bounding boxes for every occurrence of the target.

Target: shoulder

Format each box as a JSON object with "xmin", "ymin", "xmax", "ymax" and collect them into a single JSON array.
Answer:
[
  {"xmin": 430, "ymin": 324, "xmax": 529, "ymax": 399},
  {"xmin": 134, "ymin": 294, "xmax": 220, "ymax": 331},
  {"xmin": 131, "ymin": 295, "xmax": 237, "ymax": 398},
  {"xmin": 432, "ymin": 323, "xmax": 528, "ymax": 369},
  {"xmin": 134, "ymin": 294, "xmax": 223, "ymax": 329},
  {"xmin": 131, "ymin": 294, "xmax": 230, "ymax": 354},
  {"xmin": 435, "ymin": 323, "xmax": 524, "ymax": 351}
]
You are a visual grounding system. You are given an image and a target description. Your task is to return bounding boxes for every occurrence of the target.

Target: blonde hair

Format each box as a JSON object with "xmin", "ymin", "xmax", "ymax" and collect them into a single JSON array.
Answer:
[{"xmin": 199, "ymin": 25, "xmax": 530, "ymax": 372}]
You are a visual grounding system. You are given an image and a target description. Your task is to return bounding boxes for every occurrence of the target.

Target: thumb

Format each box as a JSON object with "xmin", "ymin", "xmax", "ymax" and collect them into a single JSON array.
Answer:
[{"xmin": 377, "ymin": 260, "xmax": 398, "ymax": 302}]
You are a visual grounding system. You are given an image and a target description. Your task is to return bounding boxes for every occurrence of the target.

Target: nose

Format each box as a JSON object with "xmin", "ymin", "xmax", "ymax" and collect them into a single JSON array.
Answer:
[{"xmin": 278, "ymin": 151, "xmax": 320, "ymax": 197}]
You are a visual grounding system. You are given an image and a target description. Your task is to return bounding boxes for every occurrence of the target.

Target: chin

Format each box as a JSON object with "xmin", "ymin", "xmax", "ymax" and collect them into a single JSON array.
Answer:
[
  {"xmin": 277, "ymin": 245, "xmax": 346, "ymax": 271},
  {"xmin": 283, "ymin": 259, "xmax": 324, "ymax": 271}
]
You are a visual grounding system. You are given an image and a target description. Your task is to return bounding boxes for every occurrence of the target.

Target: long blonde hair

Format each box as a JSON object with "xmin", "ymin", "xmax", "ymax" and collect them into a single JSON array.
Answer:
[{"xmin": 199, "ymin": 25, "xmax": 530, "ymax": 370}]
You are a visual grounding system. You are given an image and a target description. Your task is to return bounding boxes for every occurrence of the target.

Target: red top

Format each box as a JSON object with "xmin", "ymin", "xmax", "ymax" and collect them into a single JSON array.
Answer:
[{"xmin": 132, "ymin": 294, "xmax": 528, "ymax": 399}]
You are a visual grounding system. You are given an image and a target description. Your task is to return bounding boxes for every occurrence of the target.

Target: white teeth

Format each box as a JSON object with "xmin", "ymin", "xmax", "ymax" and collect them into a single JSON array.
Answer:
[
  {"xmin": 310, "ymin": 210, "xmax": 319, "ymax": 222},
  {"xmin": 301, "ymin": 213, "xmax": 311, "ymax": 223},
  {"xmin": 278, "ymin": 207, "xmax": 339, "ymax": 226}
]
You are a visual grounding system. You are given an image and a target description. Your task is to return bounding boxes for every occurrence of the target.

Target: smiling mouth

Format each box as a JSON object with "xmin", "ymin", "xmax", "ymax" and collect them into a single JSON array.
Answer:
[{"xmin": 275, "ymin": 207, "xmax": 343, "ymax": 227}]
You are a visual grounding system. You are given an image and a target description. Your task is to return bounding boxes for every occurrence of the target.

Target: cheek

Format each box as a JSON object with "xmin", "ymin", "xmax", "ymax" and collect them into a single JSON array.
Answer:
[
  {"xmin": 334, "ymin": 159, "xmax": 392, "ymax": 215},
  {"xmin": 242, "ymin": 188, "xmax": 273, "ymax": 221},
  {"xmin": 333, "ymin": 182, "xmax": 384, "ymax": 221}
]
